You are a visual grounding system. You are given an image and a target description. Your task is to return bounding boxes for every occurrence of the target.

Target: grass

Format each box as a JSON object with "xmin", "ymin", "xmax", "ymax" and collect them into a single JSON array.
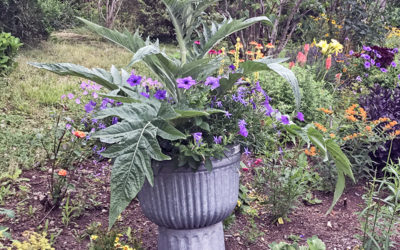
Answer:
[{"xmin": 0, "ymin": 31, "xmax": 174, "ymax": 172}]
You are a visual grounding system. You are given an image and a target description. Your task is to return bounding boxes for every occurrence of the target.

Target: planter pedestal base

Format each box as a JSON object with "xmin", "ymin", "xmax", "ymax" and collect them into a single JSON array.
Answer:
[{"xmin": 157, "ymin": 222, "xmax": 225, "ymax": 250}]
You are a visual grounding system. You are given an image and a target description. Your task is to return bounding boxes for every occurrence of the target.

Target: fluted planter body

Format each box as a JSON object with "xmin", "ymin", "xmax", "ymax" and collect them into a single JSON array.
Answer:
[{"xmin": 137, "ymin": 145, "xmax": 241, "ymax": 250}]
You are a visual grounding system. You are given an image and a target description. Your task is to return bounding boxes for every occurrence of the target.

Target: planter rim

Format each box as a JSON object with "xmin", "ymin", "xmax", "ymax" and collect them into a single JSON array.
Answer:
[{"xmin": 152, "ymin": 144, "xmax": 240, "ymax": 174}]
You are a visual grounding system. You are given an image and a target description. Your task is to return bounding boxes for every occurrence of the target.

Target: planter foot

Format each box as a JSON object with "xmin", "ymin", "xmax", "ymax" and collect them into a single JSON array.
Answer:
[{"xmin": 157, "ymin": 222, "xmax": 225, "ymax": 250}]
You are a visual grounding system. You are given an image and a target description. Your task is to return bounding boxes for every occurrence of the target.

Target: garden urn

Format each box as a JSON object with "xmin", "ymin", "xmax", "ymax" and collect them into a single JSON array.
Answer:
[{"xmin": 138, "ymin": 145, "xmax": 241, "ymax": 250}]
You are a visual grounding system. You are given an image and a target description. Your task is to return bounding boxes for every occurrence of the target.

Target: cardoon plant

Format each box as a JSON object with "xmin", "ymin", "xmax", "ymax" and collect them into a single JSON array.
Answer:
[{"xmin": 29, "ymin": 0, "xmax": 352, "ymax": 229}]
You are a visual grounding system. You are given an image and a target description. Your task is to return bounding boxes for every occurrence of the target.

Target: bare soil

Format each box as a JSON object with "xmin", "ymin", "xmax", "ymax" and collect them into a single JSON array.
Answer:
[{"xmin": 1, "ymin": 161, "xmax": 399, "ymax": 250}]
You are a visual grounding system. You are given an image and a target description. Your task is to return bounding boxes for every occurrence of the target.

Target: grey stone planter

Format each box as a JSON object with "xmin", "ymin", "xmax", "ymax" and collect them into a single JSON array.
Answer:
[{"xmin": 138, "ymin": 145, "xmax": 241, "ymax": 250}]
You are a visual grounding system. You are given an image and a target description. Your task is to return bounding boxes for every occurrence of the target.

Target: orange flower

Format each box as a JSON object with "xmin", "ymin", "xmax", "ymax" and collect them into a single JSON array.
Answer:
[
  {"xmin": 289, "ymin": 61, "xmax": 295, "ymax": 69},
  {"xmin": 265, "ymin": 43, "xmax": 275, "ymax": 48},
  {"xmin": 249, "ymin": 41, "xmax": 258, "ymax": 46},
  {"xmin": 365, "ymin": 126, "xmax": 372, "ymax": 132},
  {"xmin": 305, "ymin": 146, "xmax": 317, "ymax": 156},
  {"xmin": 330, "ymin": 133, "xmax": 336, "ymax": 138},
  {"xmin": 239, "ymin": 59, "xmax": 245, "ymax": 62},
  {"xmin": 343, "ymin": 67, "xmax": 347, "ymax": 73},
  {"xmin": 256, "ymin": 44, "xmax": 263, "ymax": 50},
  {"xmin": 389, "ymin": 121, "xmax": 398, "ymax": 127},
  {"xmin": 245, "ymin": 51, "xmax": 254, "ymax": 55},
  {"xmin": 314, "ymin": 122, "xmax": 327, "ymax": 132},
  {"xmin": 359, "ymin": 107, "xmax": 367, "ymax": 121},
  {"xmin": 345, "ymin": 104, "xmax": 358, "ymax": 116},
  {"xmin": 228, "ymin": 49, "xmax": 236, "ymax": 55},
  {"xmin": 73, "ymin": 130, "xmax": 86, "ymax": 138},
  {"xmin": 346, "ymin": 115, "xmax": 358, "ymax": 122},
  {"xmin": 58, "ymin": 169, "xmax": 67, "ymax": 177},
  {"xmin": 395, "ymin": 130, "xmax": 400, "ymax": 136},
  {"xmin": 318, "ymin": 108, "xmax": 333, "ymax": 115}
]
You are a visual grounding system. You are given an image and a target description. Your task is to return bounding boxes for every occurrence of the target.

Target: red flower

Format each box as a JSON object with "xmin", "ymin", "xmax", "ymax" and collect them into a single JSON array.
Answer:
[
  {"xmin": 326, "ymin": 55, "xmax": 332, "ymax": 70},
  {"xmin": 242, "ymin": 167, "xmax": 249, "ymax": 172},
  {"xmin": 297, "ymin": 52, "xmax": 307, "ymax": 65},
  {"xmin": 304, "ymin": 44, "xmax": 310, "ymax": 54},
  {"xmin": 253, "ymin": 158, "xmax": 263, "ymax": 166},
  {"xmin": 289, "ymin": 61, "xmax": 295, "ymax": 69},
  {"xmin": 58, "ymin": 169, "xmax": 67, "ymax": 176},
  {"xmin": 73, "ymin": 130, "xmax": 86, "ymax": 138}
]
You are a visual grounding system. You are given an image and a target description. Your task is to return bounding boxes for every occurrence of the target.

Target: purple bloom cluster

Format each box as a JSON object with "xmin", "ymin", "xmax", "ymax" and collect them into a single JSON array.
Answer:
[
  {"xmin": 238, "ymin": 119, "xmax": 248, "ymax": 137},
  {"xmin": 154, "ymin": 90, "xmax": 167, "ymax": 100}
]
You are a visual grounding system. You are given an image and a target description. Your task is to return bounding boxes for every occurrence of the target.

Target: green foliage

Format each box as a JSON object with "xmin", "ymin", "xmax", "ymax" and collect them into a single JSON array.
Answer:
[
  {"xmin": 269, "ymin": 235, "xmax": 326, "ymax": 250},
  {"xmin": 255, "ymin": 146, "xmax": 314, "ymax": 221},
  {"xmin": 357, "ymin": 164, "xmax": 400, "ymax": 249},
  {"xmin": 0, "ymin": 0, "xmax": 49, "ymax": 44},
  {"xmin": 286, "ymin": 124, "xmax": 354, "ymax": 213},
  {"xmin": 37, "ymin": 0, "xmax": 77, "ymax": 34},
  {"xmin": 0, "ymin": 32, "xmax": 22, "ymax": 76},
  {"xmin": 259, "ymin": 66, "xmax": 333, "ymax": 122}
]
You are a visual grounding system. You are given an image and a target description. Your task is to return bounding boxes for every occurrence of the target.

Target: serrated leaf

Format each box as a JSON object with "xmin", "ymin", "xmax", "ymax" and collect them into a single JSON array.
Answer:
[{"xmin": 95, "ymin": 103, "xmax": 159, "ymax": 122}]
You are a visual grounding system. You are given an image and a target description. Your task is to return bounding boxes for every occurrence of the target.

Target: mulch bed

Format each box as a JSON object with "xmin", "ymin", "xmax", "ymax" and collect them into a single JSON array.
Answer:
[{"xmin": 1, "ymin": 161, "xmax": 399, "ymax": 249}]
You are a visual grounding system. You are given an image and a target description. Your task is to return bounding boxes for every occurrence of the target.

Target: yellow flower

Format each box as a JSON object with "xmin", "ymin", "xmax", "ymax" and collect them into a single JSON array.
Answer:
[
  {"xmin": 115, "ymin": 237, "xmax": 120, "ymax": 243},
  {"xmin": 331, "ymin": 20, "xmax": 336, "ymax": 25},
  {"xmin": 237, "ymin": 200, "xmax": 242, "ymax": 207},
  {"xmin": 91, "ymin": 235, "xmax": 98, "ymax": 241},
  {"xmin": 278, "ymin": 217, "xmax": 284, "ymax": 224}
]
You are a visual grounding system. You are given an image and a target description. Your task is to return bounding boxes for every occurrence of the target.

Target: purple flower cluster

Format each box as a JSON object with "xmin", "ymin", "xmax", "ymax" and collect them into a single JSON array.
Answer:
[
  {"xmin": 356, "ymin": 45, "xmax": 398, "ymax": 69},
  {"xmin": 238, "ymin": 119, "xmax": 248, "ymax": 137}
]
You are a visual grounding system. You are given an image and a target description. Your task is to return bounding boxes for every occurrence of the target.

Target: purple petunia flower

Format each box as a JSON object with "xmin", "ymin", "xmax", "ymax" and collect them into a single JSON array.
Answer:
[
  {"xmin": 392, "ymin": 48, "xmax": 399, "ymax": 54},
  {"xmin": 349, "ymin": 50, "xmax": 354, "ymax": 55},
  {"xmin": 280, "ymin": 115, "xmax": 290, "ymax": 125},
  {"xmin": 204, "ymin": 76, "xmax": 220, "ymax": 90},
  {"xmin": 177, "ymin": 76, "xmax": 196, "ymax": 89},
  {"xmin": 376, "ymin": 62, "xmax": 381, "ymax": 67},
  {"xmin": 381, "ymin": 68, "xmax": 388, "ymax": 73},
  {"xmin": 112, "ymin": 117, "xmax": 118, "ymax": 125},
  {"xmin": 154, "ymin": 89, "xmax": 167, "ymax": 100},
  {"xmin": 243, "ymin": 147, "xmax": 251, "ymax": 156},
  {"xmin": 127, "ymin": 74, "xmax": 142, "ymax": 86},
  {"xmin": 356, "ymin": 76, "xmax": 362, "ymax": 82},
  {"xmin": 361, "ymin": 54, "xmax": 370, "ymax": 60},
  {"xmin": 140, "ymin": 92, "xmax": 150, "ymax": 98},
  {"xmin": 364, "ymin": 61, "xmax": 371, "ymax": 69},
  {"xmin": 67, "ymin": 93, "xmax": 74, "ymax": 99},
  {"xmin": 363, "ymin": 45, "xmax": 372, "ymax": 51},
  {"xmin": 229, "ymin": 64, "xmax": 236, "ymax": 71},
  {"xmin": 213, "ymin": 136, "xmax": 222, "ymax": 144},
  {"xmin": 92, "ymin": 92, "xmax": 99, "ymax": 99},
  {"xmin": 75, "ymin": 98, "xmax": 81, "ymax": 104},
  {"xmin": 370, "ymin": 59, "xmax": 375, "ymax": 65},
  {"xmin": 391, "ymin": 61, "xmax": 397, "ymax": 68},
  {"xmin": 82, "ymin": 90, "xmax": 88, "ymax": 96},
  {"xmin": 192, "ymin": 132, "xmax": 202, "ymax": 146},
  {"xmin": 225, "ymin": 111, "xmax": 232, "ymax": 118},
  {"xmin": 296, "ymin": 112, "xmax": 304, "ymax": 121}
]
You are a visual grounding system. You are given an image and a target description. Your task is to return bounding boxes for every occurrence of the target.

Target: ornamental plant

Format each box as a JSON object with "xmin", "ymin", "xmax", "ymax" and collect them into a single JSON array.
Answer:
[{"xmin": 30, "ymin": 0, "xmax": 352, "ymax": 229}]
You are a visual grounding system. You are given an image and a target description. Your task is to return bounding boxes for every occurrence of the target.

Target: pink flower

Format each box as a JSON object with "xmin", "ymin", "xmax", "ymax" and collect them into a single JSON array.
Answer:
[
  {"xmin": 297, "ymin": 52, "xmax": 307, "ymax": 66},
  {"xmin": 326, "ymin": 55, "xmax": 332, "ymax": 70},
  {"xmin": 304, "ymin": 44, "xmax": 310, "ymax": 54},
  {"xmin": 194, "ymin": 40, "xmax": 200, "ymax": 45},
  {"xmin": 289, "ymin": 61, "xmax": 295, "ymax": 69},
  {"xmin": 208, "ymin": 49, "xmax": 217, "ymax": 55}
]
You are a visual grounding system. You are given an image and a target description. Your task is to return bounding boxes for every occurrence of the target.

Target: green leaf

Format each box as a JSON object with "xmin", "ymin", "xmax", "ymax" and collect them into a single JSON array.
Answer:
[
  {"xmin": 0, "ymin": 208, "xmax": 14, "ymax": 219},
  {"xmin": 151, "ymin": 120, "xmax": 186, "ymax": 140},
  {"xmin": 307, "ymin": 127, "xmax": 328, "ymax": 160},
  {"xmin": 204, "ymin": 158, "xmax": 212, "ymax": 171},
  {"xmin": 173, "ymin": 109, "xmax": 210, "ymax": 118},
  {"xmin": 28, "ymin": 62, "xmax": 119, "ymax": 90},
  {"xmin": 94, "ymin": 103, "xmax": 159, "ymax": 122}
]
